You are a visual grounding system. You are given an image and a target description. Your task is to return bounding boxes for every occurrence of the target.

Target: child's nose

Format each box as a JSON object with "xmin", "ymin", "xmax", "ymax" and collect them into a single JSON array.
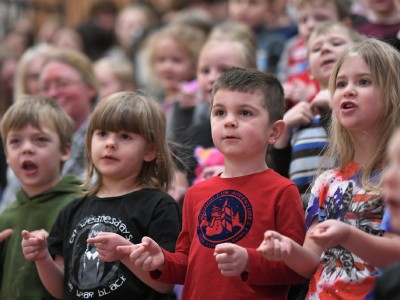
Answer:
[
  {"xmin": 21, "ymin": 141, "xmax": 34, "ymax": 154},
  {"xmin": 343, "ymin": 84, "xmax": 356, "ymax": 97},
  {"xmin": 105, "ymin": 136, "xmax": 117, "ymax": 149},
  {"xmin": 224, "ymin": 115, "xmax": 238, "ymax": 128}
]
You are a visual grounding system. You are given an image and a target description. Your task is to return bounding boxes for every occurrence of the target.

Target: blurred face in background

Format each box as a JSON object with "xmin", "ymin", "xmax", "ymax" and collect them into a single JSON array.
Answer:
[
  {"xmin": 308, "ymin": 26, "xmax": 354, "ymax": 88},
  {"xmin": 197, "ymin": 41, "xmax": 246, "ymax": 103},
  {"xmin": 297, "ymin": 0, "xmax": 338, "ymax": 41},
  {"xmin": 40, "ymin": 60, "xmax": 95, "ymax": 130},
  {"xmin": 228, "ymin": 0, "xmax": 268, "ymax": 29},
  {"xmin": 153, "ymin": 37, "xmax": 193, "ymax": 94}
]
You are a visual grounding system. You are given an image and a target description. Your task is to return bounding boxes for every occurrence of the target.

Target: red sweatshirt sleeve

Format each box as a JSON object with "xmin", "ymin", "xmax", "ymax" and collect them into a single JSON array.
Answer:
[{"xmin": 243, "ymin": 184, "xmax": 307, "ymax": 286}]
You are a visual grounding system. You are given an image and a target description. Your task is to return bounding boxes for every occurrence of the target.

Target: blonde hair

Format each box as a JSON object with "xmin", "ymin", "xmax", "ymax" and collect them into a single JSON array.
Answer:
[
  {"xmin": 146, "ymin": 23, "xmax": 206, "ymax": 81},
  {"xmin": 206, "ymin": 21, "xmax": 258, "ymax": 69},
  {"xmin": 1, "ymin": 95, "xmax": 74, "ymax": 157},
  {"xmin": 327, "ymin": 39, "xmax": 400, "ymax": 190},
  {"xmin": 94, "ymin": 57, "xmax": 136, "ymax": 91},
  {"xmin": 307, "ymin": 21, "xmax": 366, "ymax": 52},
  {"xmin": 83, "ymin": 91, "xmax": 174, "ymax": 195},
  {"xmin": 13, "ymin": 43, "xmax": 56, "ymax": 102}
]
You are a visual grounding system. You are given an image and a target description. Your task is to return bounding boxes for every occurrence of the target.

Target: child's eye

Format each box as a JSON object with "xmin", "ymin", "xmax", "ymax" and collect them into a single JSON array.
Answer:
[
  {"xmin": 96, "ymin": 130, "xmax": 107, "ymax": 137},
  {"xmin": 199, "ymin": 67, "xmax": 210, "ymax": 75},
  {"xmin": 214, "ymin": 110, "xmax": 225, "ymax": 117},
  {"xmin": 8, "ymin": 138, "xmax": 20, "ymax": 146},
  {"xmin": 240, "ymin": 110, "xmax": 252, "ymax": 116},
  {"xmin": 311, "ymin": 46, "xmax": 321, "ymax": 53},
  {"xmin": 218, "ymin": 66, "xmax": 230, "ymax": 73},
  {"xmin": 359, "ymin": 79, "xmax": 371, "ymax": 86},
  {"xmin": 172, "ymin": 57, "xmax": 183, "ymax": 64},
  {"xmin": 332, "ymin": 40, "xmax": 345, "ymax": 47},
  {"xmin": 35, "ymin": 136, "xmax": 50, "ymax": 144},
  {"xmin": 121, "ymin": 133, "xmax": 131, "ymax": 140},
  {"xmin": 335, "ymin": 81, "xmax": 347, "ymax": 89}
]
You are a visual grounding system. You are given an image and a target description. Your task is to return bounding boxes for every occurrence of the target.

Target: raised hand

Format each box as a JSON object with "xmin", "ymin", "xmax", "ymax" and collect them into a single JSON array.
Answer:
[
  {"xmin": 87, "ymin": 232, "xmax": 131, "ymax": 262},
  {"xmin": 309, "ymin": 219, "xmax": 350, "ymax": 249},
  {"xmin": 21, "ymin": 229, "xmax": 49, "ymax": 261},
  {"xmin": 214, "ymin": 243, "xmax": 248, "ymax": 277},
  {"xmin": 117, "ymin": 236, "xmax": 165, "ymax": 272},
  {"xmin": 256, "ymin": 230, "xmax": 293, "ymax": 261},
  {"xmin": 0, "ymin": 228, "xmax": 13, "ymax": 242}
]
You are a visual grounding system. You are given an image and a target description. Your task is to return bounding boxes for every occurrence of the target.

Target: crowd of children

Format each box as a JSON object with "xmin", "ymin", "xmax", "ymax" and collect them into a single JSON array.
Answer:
[{"xmin": 1, "ymin": 0, "xmax": 400, "ymax": 299}]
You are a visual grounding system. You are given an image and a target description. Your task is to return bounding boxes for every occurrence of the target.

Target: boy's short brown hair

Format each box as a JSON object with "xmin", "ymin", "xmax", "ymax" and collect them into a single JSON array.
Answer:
[
  {"xmin": 1, "ymin": 95, "xmax": 74, "ymax": 153},
  {"xmin": 211, "ymin": 67, "xmax": 284, "ymax": 122}
]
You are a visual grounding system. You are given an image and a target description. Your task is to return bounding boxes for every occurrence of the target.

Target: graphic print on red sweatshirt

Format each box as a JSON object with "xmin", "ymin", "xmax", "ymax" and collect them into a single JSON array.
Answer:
[{"xmin": 197, "ymin": 189, "xmax": 253, "ymax": 248}]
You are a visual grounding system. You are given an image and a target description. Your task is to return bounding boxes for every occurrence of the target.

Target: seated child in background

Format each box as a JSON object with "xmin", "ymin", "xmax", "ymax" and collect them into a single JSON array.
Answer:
[
  {"xmin": 0, "ymin": 95, "xmax": 82, "ymax": 299},
  {"xmin": 118, "ymin": 67, "xmax": 306, "ymax": 300},
  {"xmin": 94, "ymin": 56, "xmax": 136, "ymax": 100},
  {"xmin": 269, "ymin": 21, "xmax": 365, "ymax": 206},
  {"xmin": 278, "ymin": 0, "xmax": 353, "ymax": 108}
]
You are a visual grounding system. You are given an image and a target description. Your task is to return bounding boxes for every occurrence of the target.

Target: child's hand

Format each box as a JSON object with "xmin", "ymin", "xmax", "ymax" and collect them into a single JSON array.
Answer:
[
  {"xmin": 256, "ymin": 230, "xmax": 293, "ymax": 260},
  {"xmin": 310, "ymin": 89, "xmax": 331, "ymax": 116},
  {"xmin": 21, "ymin": 229, "xmax": 49, "ymax": 261},
  {"xmin": 283, "ymin": 101, "xmax": 314, "ymax": 131},
  {"xmin": 117, "ymin": 236, "xmax": 165, "ymax": 272},
  {"xmin": 0, "ymin": 228, "xmax": 13, "ymax": 242},
  {"xmin": 214, "ymin": 243, "xmax": 248, "ymax": 276},
  {"xmin": 284, "ymin": 79, "xmax": 317, "ymax": 104},
  {"xmin": 309, "ymin": 220, "xmax": 350, "ymax": 249},
  {"xmin": 87, "ymin": 232, "xmax": 131, "ymax": 262},
  {"xmin": 179, "ymin": 80, "xmax": 199, "ymax": 108}
]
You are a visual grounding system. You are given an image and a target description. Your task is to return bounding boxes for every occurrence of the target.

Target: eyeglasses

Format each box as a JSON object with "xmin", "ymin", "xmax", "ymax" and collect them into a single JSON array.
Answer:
[{"xmin": 40, "ymin": 79, "xmax": 82, "ymax": 93}]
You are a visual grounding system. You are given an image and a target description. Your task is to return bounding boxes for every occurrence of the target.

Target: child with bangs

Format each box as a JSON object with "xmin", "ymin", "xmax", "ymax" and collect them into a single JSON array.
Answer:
[{"xmin": 21, "ymin": 91, "xmax": 181, "ymax": 299}]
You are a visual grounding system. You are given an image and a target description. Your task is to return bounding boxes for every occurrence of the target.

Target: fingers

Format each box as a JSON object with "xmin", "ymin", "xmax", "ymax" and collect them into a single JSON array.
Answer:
[
  {"xmin": 0, "ymin": 228, "xmax": 13, "ymax": 242},
  {"xmin": 21, "ymin": 230, "xmax": 33, "ymax": 240},
  {"xmin": 141, "ymin": 236, "xmax": 154, "ymax": 247},
  {"xmin": 116, "ymin": 245, "xmax": 134, "ymax": 255},
  {"xmin": 86, "ymin": 231, "xmax": 109, "ymax": 244},
  {"xmin": 21, "ymin": 230, "xmax": 47, "ymax": 261},
  {"xmin": 21, "ymin": 230, "xmax": 44, "ymax": 242},
  {"xmin": 256, "ymin": 231, "xmax": 287, "ymax": 260},
  {"xmin": 87, "ymin": 236, "xmax": 107, "ymax": 244},
  {"xmin": 214, "ymin": 243, "xmax": 234, "ymax": 255}
]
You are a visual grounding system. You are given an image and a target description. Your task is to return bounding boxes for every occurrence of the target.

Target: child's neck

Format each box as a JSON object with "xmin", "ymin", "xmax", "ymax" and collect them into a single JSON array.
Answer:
[
  {"xmin": 164, "ymin": 90, "xmax": 179, "ymax": 104},
  {"xmin": 351, "ymin": 130, "xmax": 379, "ymax": 166},
  {"xmin": 97, "ymin": 180, "xmax": 141, "ymax": 198},
  {"xmin": 221, "ymin": 158, "xmax": 268, "ymax": 178}
]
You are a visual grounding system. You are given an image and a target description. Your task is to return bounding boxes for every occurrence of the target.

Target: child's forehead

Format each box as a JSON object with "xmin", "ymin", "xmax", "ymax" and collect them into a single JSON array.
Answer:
[
  {"xmin": 309, "ymin": 27, "xmax": 350, "ymax": 46},
  {"xmin": 8, "ymin": 119, "xmax": 56, "ymax": 135},
  {"xmin": 212, "ymin": 89, "xmax": 265, "ymax": 107}
]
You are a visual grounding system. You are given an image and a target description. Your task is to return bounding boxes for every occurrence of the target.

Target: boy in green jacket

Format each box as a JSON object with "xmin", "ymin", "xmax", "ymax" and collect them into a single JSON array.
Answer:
[{"xmin": 0, "ymin": 95, "xmax": 82, "ymax": 299}]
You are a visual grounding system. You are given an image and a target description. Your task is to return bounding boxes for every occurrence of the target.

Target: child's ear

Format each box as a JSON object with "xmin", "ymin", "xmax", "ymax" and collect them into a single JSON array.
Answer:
[
  {"xmin": 267, "ymin": 120, "xmax": 285, "ymax": 144},
  {"xmin": 143, "ymin": 145, "xmax": 157, "ymax": 162},
  {"xmin": 60, "ymin": 143, "xmax": 71, "ymax": 163}
]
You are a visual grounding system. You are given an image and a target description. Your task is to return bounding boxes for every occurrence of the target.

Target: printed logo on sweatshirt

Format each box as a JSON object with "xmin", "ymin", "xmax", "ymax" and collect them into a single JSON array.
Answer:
[{"xmin": 197, "ymin": 189, "xmax": 253, "ymax": 248}]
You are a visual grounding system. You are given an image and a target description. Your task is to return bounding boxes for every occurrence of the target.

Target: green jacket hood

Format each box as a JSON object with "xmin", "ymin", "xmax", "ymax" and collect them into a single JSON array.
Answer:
[{"xmin": 15, "ymin": 175, "xmax": 83, "ymax": 206}]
